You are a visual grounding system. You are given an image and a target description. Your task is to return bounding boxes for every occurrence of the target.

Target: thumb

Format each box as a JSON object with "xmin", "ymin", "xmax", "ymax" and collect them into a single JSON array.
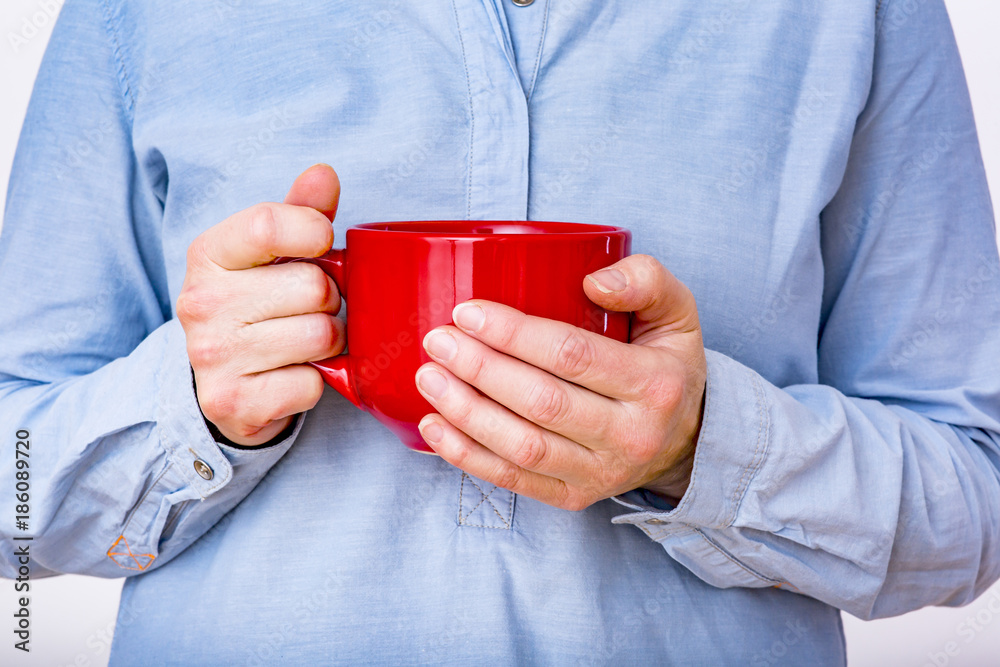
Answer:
[
  {"xmin": 584, "ymin": 254, "xmax": 700, "ymax": 341},
  {"xmin": 284, "ymin": 163, "xmax": 341, "ymax": 222}
]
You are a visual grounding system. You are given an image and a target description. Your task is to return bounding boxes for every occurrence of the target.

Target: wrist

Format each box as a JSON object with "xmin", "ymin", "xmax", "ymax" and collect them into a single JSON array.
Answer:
[{"xmin": 205, "ymin": 415, "xmax": 298, "ymax": 450}]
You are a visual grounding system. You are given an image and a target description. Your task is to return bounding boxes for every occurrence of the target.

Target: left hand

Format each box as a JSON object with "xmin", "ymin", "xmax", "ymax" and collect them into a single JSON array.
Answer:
[{"xmin": 414, "ymin": 254, "xmax": 707, "ymax": 510}]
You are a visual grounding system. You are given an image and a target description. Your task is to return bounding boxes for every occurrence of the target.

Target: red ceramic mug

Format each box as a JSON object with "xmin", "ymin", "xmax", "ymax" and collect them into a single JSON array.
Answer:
[{"xmin": 289, "ymin": 221, "xmax": 631, "ymax": 452}]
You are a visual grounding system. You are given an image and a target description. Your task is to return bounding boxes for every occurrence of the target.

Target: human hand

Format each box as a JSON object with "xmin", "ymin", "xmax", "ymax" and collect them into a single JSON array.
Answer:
[
  {"xmin": 414, "ymin": 255, "xmax": 706, "ymax": 509},
  {"xmin": 176, "ymin": 164, "xmax": 344, "ymax": 446}
]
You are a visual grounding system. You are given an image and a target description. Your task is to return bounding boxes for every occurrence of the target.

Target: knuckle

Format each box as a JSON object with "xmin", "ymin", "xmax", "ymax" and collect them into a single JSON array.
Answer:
[
  {"xmin": 448, "ymin": 438, "xmax": 474, "ymax": 469},
  {"xmin": 596, "ymin": 453, "xmax": 631, "ymax": 489},
  {"xmin": 558, "ymin": 488, "xmax": 592, "ymax": 512},
  {"xmin": 628, "ymin": 429, "xmax": 664, "ymax": 465},
  {"xmin": 187, "ymin": 336, "xmax": 226, "ymax": 369},
  {"xmin": 254, "ymin": 370, "xmax": 321, "ymax": 424},
  {"xmin": 508, "ymin": 429, "xmax": 549, "ymax": 470},
  {"xmin": 230, "ymin": 421, "xmax": 266, "ymax": 440},
  {"xmin": 524, "ymin": 381, "xmax": 570, "ymax": 428},
  {"xmin": 494, "ymin": 317, "xmax": 520, "ymax": 351},
  {"xmin": 174, "ymin": 289, "xmax": 197, "ymax": 323},
  {"xmin": 328, "ymin": 317, "xmax": 347, "ymax": 355},
  {"xmin": 175, "ymin": 285, "xmax": 217, "ymax": 324},
  {"xmin": 632, "ymin": 253, "xmax": 663, "ymax": 285},
  {"xmin": 464, "ymin": 350, "xmax": 490, "ymax": 384},
  {"xmin": 551, "ymin": 331, "xmax": 596, "ymax": 379},
  {"xmin": 198, "ymin": 382, "xmax": 240, "ymax": 423},
  {"xmin": 646, "ymin": 371, "xmax": 686, "ymax": 413},
  {"xmin": 564, "ymin": 496, "xmax": 592, "ymax": 513},
  {"xmin": 301, "ymin": 370, "xmax": 326, "ymax": 406},
  {"xmin": 490, "ymin": 460, "xmax": 522, "ymax": 492},
  {"xmin": 455, "ymin": 398, "xmax": 479, "ymax": 429},
  {"xmin": 301, "ymin": 313, "xmax": 338, "ymax": 355},
  {"xmin": 246, "ymin": 203, "xmax": 280, "ymax": 253},
  {"xmin": 300, "ymin": 263, "xmax": 333, "ymax": 310},
  {"xmin": 443, "ymin": 392, "xmax": 477, "ymax": 429}
]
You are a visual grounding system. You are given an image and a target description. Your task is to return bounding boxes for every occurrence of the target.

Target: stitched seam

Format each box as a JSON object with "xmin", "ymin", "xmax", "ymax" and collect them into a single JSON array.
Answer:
[
  {"xmin": 160, "ymin": 498, "xmax": 193, "ymax": 538},
  {"xmin": 119, "ymin": 463, "xmax": 172, "ymax": 538},
  {"xmin": 733, "ymin": 372, "xmax": 772, "ymax": 521},
  {"xmin": 676, "ymin": 360, "xmax": 712, "ymax": 515},
  {"xmin": 468, "ymin": 476, "xmax": 510, "ymax": 527},
  {"xmin": 107, "ymin": 535, "xmax": 156, "ymax": 571},
  {"xmin": 459, "ymin": 473, "xmax": 493, "ymax": 521},
  {"xmin": 99, "ymin": 0, "xmax": 136, "ymax": 124},
  {"xmin": 695, "ymin": 529, "xmax": 781, "ymax": 585},
  {"xmin": 725, "ymin": 371, "xmax": 766, "ymax": 526},
  {"xmin": 463, "ymin": 486, "xmax": 493, "ymax": 520},
  {"xmin": 459, "ymin": 473, "xmax": 513, "ymax": 529},
  {"xmin": 874, "ymin": 0, "xmax": 894, "ymax": 40},
  {"xmin": 461, "ymin": 521, "xmax": 515, "ymax": 530},
  {"xmin": 451, "ymin": 0, "xmax": 475, "ymax": 219},
  {"xmin": 525, "ymin": 0, "xmax": 551, "ymax": 102}
]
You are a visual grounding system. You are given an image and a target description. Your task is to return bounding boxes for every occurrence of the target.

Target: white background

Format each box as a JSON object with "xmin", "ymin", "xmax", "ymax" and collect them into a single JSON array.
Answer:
[{"xmin": 1, "ymin": 1, "xmax": 999, "ymax": 665}]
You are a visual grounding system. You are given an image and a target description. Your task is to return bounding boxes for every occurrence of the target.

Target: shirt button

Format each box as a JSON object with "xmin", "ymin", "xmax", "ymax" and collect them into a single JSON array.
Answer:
[
  {"xmin": 511, "ymin": 0, "xmax": 534, "ymax": 6},
  {"xmin": 193, "ymin": 459, "xmax": 214, "ymax": 481},
  {"xmin": 646, "ymin": 518, "xmax": 667, "ymax": 525}
]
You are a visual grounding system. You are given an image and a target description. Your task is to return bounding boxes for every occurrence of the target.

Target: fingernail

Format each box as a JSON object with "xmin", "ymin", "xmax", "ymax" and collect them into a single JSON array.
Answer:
[
  {"xmin": 424, "ymin": 330, "xmax": 457, "ymax": 362},
  {"xmin": 420, "ymin": 419, "xmax": 444, "ymax": 444},
  {"xmin": 453, "ymin": 303, "xmax": 485, "ymax": 332},
  {"xmin": 416, "ymin": 368, "xmax": 448, "ymax": 399},
  {"xmin": 588, "ymin": 269, "xmax": 628, "ymax": 293}
]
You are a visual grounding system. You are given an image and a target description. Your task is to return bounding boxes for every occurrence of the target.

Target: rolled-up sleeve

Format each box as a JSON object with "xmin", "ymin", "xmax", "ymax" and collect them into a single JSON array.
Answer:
[
  {"xmin": 0, "ymin": 0, "xmax": 298, "ymax": 579},
  {"xmin": 614, "ymin": 0, "xmax": 1000, "ymax": 620}
]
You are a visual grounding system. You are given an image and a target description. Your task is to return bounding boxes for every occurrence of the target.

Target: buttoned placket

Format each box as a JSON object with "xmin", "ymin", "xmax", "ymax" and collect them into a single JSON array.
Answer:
[
  {"xmin": 450, "ymin": 0, "xmax": 532, "ymax": 220},
  {"xmin": 447, "ymin": 0, "xmax": 549, "ymax": 528}
]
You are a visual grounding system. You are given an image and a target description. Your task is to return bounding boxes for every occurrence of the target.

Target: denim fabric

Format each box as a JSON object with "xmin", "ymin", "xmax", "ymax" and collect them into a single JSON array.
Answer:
[{"xmin": 1, "ymin": 0, "xmax": 999, "ymax": 664}]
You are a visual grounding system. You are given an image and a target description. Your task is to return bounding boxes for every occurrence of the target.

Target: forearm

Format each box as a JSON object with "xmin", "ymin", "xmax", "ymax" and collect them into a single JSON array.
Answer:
[
  {"xmin": 614, "ymin": 351, "xmax": 1000, "ymax": 618},
  {"xmin": 0, "ymin": 319, "xmax": 299, "ymax": 578}
]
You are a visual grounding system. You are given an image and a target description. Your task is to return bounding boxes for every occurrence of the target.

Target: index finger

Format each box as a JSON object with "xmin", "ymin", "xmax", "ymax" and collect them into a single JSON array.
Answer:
[
  {"xmin": 450, "ymin": 300, "xmax": 652, "ymax": 400},
  {"xmin": 197, "ymin": 202, "xmax": 334, "ymax": 271}
]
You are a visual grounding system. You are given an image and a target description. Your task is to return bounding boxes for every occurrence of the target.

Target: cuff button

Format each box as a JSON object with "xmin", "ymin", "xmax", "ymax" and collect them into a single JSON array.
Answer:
[
  {"xmin": 193, "ymin": 459, "xmax": 214, "ymax": 481},
  {"xmin": 646, "ymin": 518, "xmax": 667, "ymax": 525}
]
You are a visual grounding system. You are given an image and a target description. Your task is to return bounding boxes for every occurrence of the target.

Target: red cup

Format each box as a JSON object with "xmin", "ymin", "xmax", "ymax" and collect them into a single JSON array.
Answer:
[{"xmin": 290, "ymin": 221, "xmax": 630, "ymax": 452}]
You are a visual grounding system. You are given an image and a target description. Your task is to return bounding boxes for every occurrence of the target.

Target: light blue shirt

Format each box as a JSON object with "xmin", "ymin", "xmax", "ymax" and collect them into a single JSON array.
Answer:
[{"xmin": 2, "ymin": 0, "xmax": 1000, "ymax": 664}]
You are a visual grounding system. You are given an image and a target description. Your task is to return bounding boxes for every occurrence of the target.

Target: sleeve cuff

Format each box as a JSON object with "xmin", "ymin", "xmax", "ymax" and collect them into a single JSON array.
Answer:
[
  {"xmin": 154, "ymin": 318, "xmax": 299, "ymax": 501},
  {"xmin": 612, "ymin": 349, "xmax": 772, "ymax": 538}
]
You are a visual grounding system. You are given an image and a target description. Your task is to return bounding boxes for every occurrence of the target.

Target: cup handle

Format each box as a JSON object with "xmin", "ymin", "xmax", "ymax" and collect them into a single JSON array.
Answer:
[{"xmin": 274, "ymin": 249, "xmax": 361, "ymax": 408}]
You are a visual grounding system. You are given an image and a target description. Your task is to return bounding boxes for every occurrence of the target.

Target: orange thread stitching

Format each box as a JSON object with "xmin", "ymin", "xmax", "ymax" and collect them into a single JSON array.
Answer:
[{"xmin": 107, "ymin": 535, "xmax": 156, "ymax": 571}]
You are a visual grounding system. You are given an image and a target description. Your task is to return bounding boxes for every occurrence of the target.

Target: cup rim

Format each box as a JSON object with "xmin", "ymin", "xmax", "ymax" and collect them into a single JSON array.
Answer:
[{"xmin": 348, "ymin": 220, "xmax": 629, "ymax": 236}]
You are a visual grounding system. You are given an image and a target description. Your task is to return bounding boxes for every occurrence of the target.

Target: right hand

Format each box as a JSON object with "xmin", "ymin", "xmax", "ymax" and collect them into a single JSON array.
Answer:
[{"xmin": 176, "ymin": 164, "xmax": 344, "ymax": 446}]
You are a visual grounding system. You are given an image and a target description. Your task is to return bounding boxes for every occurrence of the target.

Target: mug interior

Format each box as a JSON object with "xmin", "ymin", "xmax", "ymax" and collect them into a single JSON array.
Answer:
[{"xmin": 352, "ymin": 220, "xmax": 625, "ymax": 235}]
